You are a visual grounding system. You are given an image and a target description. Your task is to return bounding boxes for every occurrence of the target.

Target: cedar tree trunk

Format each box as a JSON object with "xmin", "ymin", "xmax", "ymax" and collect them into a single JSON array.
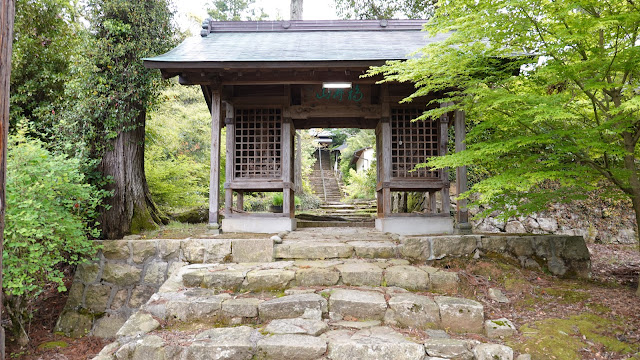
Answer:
[{"xmin": 98, "ymin": 110, "xmax": 166, "ymax": 239}]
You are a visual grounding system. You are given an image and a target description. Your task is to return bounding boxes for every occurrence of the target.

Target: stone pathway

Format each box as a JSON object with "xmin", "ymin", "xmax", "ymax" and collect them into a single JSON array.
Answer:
[{"xmin": 84, "ymin": 226, "xmax": 550, "ymax": 359}]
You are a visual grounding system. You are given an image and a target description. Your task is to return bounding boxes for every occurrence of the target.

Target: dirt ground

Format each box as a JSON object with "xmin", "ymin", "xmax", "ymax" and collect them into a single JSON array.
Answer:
[{"xmin": 5, "ymin": 242, "xmax": 640, "ymax": 360}]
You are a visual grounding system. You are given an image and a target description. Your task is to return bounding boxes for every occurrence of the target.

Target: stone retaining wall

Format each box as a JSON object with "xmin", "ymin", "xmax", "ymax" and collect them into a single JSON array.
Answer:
[
  {"xmin": 401, "ymin": 235, "xmax": 591, "ymax": 278},
  {"xmin": 54, "ymin": 238, "xmax": 250, "ymax": 338}
]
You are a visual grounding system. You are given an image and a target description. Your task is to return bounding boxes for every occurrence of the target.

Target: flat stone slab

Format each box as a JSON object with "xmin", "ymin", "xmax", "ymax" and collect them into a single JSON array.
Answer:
[
  {"xmin": 385, "ymin": 293, "xmax": 440, "ymax": 329},
  {"xmin": 384, "ymin": 265, "xmax": 429, "ymax": 291},
  {"xmin": 259, "ymin": 293, "xmax": 328, "ymax": 321},
  {"xmin": 203, "ymin": 269, "xmax": 247, "ymax": 290},
  {"xmin": 257, "ymin": 334, "xmax": 327, "ymax": 360},
  {"xmin": 116, "ymin": 312, "xmax": 159, "ymax": 338},
  {"xmin": 485, "ymin": 318, "xmax": 517, "ymax": 339},
  {"xmin": 332, "ymin": 320, "xmax": 381, "ymax": 330},
  {"xmin": 327, "ymin": 326, "xmax": 425, "ymax": 360},
  {"xmin": 473, "ymin": 343, "xmax": 514, "ymax": 360},
  {"xmin": 188, "ymin": 326, "xmax": 260, "ymax": 360},
  {"xmin": 328, "ymin": 289, "xmax": 387, "ymax": 321},
  {"xmin": 336, "ymin": 262, "xmax": 383, "ymax": 287},
  {"xmin": 245, "ymin": 268, "xmax": 295, "ymax": 291},
  {"xmin": 232, "ymin": 239, "xmax": 273, "ymax": 263},
  {"xmin": 295, "ymin": 267, "xmax": 340, "ymax": 286},
  {"xmin": 347, "ymin": 241, "xmax": 397, "ymax": 258},
  {"xmin": 429, "ymin": 270, "xmax": 459, "ymax": 292},
  {"xmin": 275, "ymin": 242, "xmax": 354, "ymax": 259},
  {"xmin": 144, "ymin": 289, "xmax": 230, "ymax": 322},
  {"xmin": 434, "ymin": 296, "xmax": 484, "ymax": 334},
  {"xmin": 424, "ymin": 338, "xmax": 474, "ymax": 360},
  {"xmin": 264, "ymin": 318, "xmax": 328, "ymax": 336},
  {"xmin": 222, "ymin": 298, "xmax": 261, "ymax": 318}
]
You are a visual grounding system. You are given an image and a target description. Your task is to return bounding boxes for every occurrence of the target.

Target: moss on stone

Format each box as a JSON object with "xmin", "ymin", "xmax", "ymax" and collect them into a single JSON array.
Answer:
[
  {"xmin": 38, "ymin": 341, "xmax": 69, "ymax": 350},
  {"xmin": 509, "ymin": 314, "xmax": 639, "ymax": 359}
]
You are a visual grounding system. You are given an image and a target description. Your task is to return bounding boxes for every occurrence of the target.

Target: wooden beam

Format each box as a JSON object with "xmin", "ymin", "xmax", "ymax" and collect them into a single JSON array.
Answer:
[
  {"xmin": 0, "ymin": 0, "xmax": 15, "ymax": 356},
  {"xmin": 282, "ymin": 119, "xmax": 294, "ymax": 218},
  {"xmin": 455, "ymin": 109, "xmax": 469, "ymax": 224},
  {"xmin": 209, "ymin": 87, "xmax": 222, "ymax": 226}
]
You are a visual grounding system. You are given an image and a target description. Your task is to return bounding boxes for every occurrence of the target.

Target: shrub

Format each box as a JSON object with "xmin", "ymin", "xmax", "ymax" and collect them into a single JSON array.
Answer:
[
  {"xmin": 344, "ymin": 164, "xmax": 376, "ymax": 200},
  {"xmin": 3, "ymin": 133, "xmax": 104, "ymax": 345}
]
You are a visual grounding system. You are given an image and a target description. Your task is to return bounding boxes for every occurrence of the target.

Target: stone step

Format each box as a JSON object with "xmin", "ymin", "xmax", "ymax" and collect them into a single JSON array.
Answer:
[
  {"xmin": 297, "ymin": 220, "xmax": 375, "ymax": 228},
  {"xmin": 95, "ymin": 323, "xmax": 515, "ymax": 360},
  {"xmin": 320, "ymin": 204, "xmax": 356, "ymax": 209},
  {"xmin": 171, "ymin": 260, "xmax": 461, "ymax": 296}
]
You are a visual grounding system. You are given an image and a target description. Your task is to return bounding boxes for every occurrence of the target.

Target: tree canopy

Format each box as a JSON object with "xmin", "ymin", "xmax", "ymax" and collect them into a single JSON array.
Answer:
[
  {"xmin": 369, "ymin": 0, "xmax": 640, "ymax": 244},
  {"xmin": 334, "ymin": 0, "xmax": 436, "ymax": 19},
  {"xmin": 207, "ymin": 0, "xmax": 267, "ymax": 21}
]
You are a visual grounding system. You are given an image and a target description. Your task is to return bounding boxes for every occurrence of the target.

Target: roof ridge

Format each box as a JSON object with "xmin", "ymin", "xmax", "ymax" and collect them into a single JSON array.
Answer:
[{"xmin": 200, "ymin": 19, "xmax": 427, "ymax": 37}]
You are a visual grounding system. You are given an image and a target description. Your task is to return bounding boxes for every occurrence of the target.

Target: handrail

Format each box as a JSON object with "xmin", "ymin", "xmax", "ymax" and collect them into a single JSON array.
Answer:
[{"xmin": 318, "ymin": 148, "xmax": 327, "ymax": 202}]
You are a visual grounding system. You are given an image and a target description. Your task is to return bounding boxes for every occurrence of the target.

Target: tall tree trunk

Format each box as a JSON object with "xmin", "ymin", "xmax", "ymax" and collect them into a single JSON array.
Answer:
[
  {"xmin": 622, "ymin": 132, "xmax": 640, "ymax": 296},
  {"xmin": 0, "ymin": 0, "xmax": 15, "ymax": 355},
  {"xmin": 98, "ymin": 111, "xmax": 166, "ymax": 239},
  {"xmin": 290, "ymin": 0, "xmax": 303, "ymax": 20}
]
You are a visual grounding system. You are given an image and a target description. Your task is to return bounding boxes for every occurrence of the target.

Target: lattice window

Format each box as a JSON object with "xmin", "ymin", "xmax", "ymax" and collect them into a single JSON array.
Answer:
[
  {"xmin": 234, "ymin": 108, "xmax": 282, "ymax": 179},
  {"xmin": 391, "ymin": 108, "xmax": 439, "ymax": 178}
]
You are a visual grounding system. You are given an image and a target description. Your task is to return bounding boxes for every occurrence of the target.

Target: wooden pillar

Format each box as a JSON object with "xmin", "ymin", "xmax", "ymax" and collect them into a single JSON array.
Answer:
[
  {"xmin": 282, "ymin": 118, "xmax": 295, "ymax": 218},
  {"xmin": 224, "ymin": 101, "xmax": 235, "ymax": 215},
  {"xmin": 236, "ymin": 191, "xmax": 244, "ymax": 211},
  {"xmin": 294, "ymin": 131, "xmax": 303, "ymax": 193},
  {"xmin": 381, "ymin": 118, "xmax": 392, "ymax": 216},
  {"xmin": 455, "ymin": 109, "xmax": 469, "ymax": 225},
  {"xmin": 208, "ymin": 86, "xmax": 222, "ymax": 229},
  {"xmin": 0, "ymin": 0, "xmax": 15, "ymax": 356},
  {"xmin": 428, "ymin": 191, "xmax": 437, "ymax": 214},
  {"xmin": 439, "ymin": 103, "xmax": 451, "ymax": 215}
]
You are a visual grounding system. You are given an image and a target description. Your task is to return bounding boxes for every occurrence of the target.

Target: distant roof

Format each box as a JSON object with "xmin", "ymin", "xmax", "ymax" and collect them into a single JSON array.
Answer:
[{"xmin": 144, "ymin": 19, "xmax": 447, "ymax": 70}]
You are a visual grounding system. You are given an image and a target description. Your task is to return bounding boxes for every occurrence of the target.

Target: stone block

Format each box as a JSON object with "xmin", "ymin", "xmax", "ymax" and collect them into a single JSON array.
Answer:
[
  {"xmin": 429, "ymin": 271, "xmax": 459, "ymax": 292},
  {"xmin": 259, "ymin": 293, "xmax": 327, "ymax": 321},
  {"xmin": 274, "ymin": 242, "xmax": 353, "ymax": 260},
  {"xmin": 431, "ymin": 236, "xmax": 478, "ymax": 259},
  {"xmin": 102, "ymin": 241, "xmax": 130, "ymax": 260},
  {"xmin": 505, "ymin": 221, "xmax": 526, "ymax": 234},
  {"xmin": 232, "ymin": 238, "xmax": 273, "ymax": 263},
  {"xmin": 158, "ymin": 239, "xmax": 181, "ymax": 260},
  {"xmin": 76, "ymin": 262, "xmax": 101, "ymax": 284},
  {"xmin": 102, "ymin": 263, "xmax": 142, "ymax": 286},
  {"xmin": 222, "ymin": 298, "xmax": 260, "ymax": 318},
  {"xmin": 245, "ymin": 269, "xmax": 295, "ymax": 291},
  {"xmin": 116, "ymin": 311, "xmax": 160, "ymax": 337},
  {"xmin": 399, "ymin": 237, "xmax": 431, "ymax": 262},
  {"xmin": 85, "ymin": 284, "xmax": 111, "ymax": 313},
  {"xmin": 385, "ymin": 293, "xmax": 439, "ymax": 329},
  {"xmin": 332, "ymin": 320, "xmax": 381, "ymax": 330},
  {"xmin": 434, "ymin": 296, "xmax": 484, "ymax": 333},
  {"xmin": 424, "ymin": 339, "xmax": 473, "ymax": 360},
  {"xmin": 203, "ymin": 269, "xmax": 246, "ymax": 290},
  {"xmin": 348, "ymin": 241, "xmax": 397, "ymax": 258},
  {"xmin": 328, "ymin": 289, "xmax": 387, "ymax": 321},
  {"xmin": 110, "ymin": 289, "xmax": 128, "ymax": 310},
  {"xmin": 182, "ymin": 239, "xmax": 206, "ymax": 263},
  {"xmin": 485, "ymin": 318, "xmax": 516, "ymax": 339},
  {"xmin": 507, "ymin": 238, "xmax": 534, "ymax": 257},
  {"xmin": 144, "ymin": 261, "xmax": 169, "ymax": 286},
  {"xmin": 327, "ymin": 327, "xmax": 425, "ymax": 360},
  {"xmin": 204, "ymin": 239, "xmax": 232, "ymax": 263},
  {"xmin": 222, "ymin": 216, "xmax": 297, "ymax": 233},
  {"xmin": 480, "ymin": 236, "xmax": 508, "ymax": 253},
  {"xmin": 129, "ymin": 285, "xmax": 156, "ymax": 308},
  {"xmin": 182, "ymin": 268, "xmax": 206, "ymax": 287},
  {"xmin": 296, "ymin": 267, "xmax": 340, "ymax": 287},
  {"xmin": 257, "ymin": 334, "xmax": 327, "ymax": 360},
  {"xmin": 54, "ymin": 310, "xmax": 93, "ymax": 338},
  {"xmin": 130, "ymin": 335, "xmax": 167, "ymax": 360},
  {"xmin": 384, "ymin": 265, "xmax": 429, "ymax": 291},
  {"xmin": 65, "ymin": 282, "xmax": 84, "ymax": 308},
  {"xmin": 92, "ymin": 312, "xmax": 128, "ymax": 338},
  {"xmin": 163, "ymin": 290, "xmax": 229, "ymax": 321},
  {"xmin": 336, "ymin": 262, "xmax": 382, "ymax": 287},
  {"xmin": 263, "ymin": 318, "xmax": 328, "ymax": 336},
  {"xmin": 473, "ymin": 344, "xmax": 514, "ymax": 360},
  {"xmin": 189, "ymin": 326, "xmax": 259, "ymax": 360},
  {"xmin": 131, "ymin": 241, "xmax": 157, "ymax": 264},
  {"xmin": 488, "ymin": 288, "xmax": 509, "ymax": 303}
]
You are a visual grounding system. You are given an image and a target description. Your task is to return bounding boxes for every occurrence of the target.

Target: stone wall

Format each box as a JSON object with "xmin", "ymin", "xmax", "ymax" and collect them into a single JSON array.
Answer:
[
  {"xmin": 467, "ymin": 200, "xmax": 636, "ymax": 245},
  {"xmin": 54, "ymin": 238, "xmax": 237, "ymax": 338},
  {"xmin": 400, "ymin": 235, "xmax": 591, "ymax": 278}
]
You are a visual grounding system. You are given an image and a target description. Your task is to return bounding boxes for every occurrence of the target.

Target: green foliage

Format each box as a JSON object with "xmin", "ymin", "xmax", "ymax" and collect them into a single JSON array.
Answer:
[
  {"xmin": 10, "ymin": 0, "xmax": 82, "ymax": 140},
  {"xmin": 61, "ymin": 0, "xmax": 177, "ymax": 156},
  {"xmin": 344, "ymin": 165, "xmax": 377, "ymax": 199},
  {"xmin": 3, "ymin": 132, "xmax": 104, "ymax": 341},
  {"xmin": 299, "ymin": 130, "xmax": 318, "ymax": 194},
  {"xmin": 369, "ymin": 0, "xmax": 640, "ymax": 230},
  {"xmin": 338, "ymin": 129, "xmax": 375, "ymax": 184},
  {"xmin": 334, "ymin": 0, "xmax": 436, "ymax": 19},
  {"xmin": 207, "ymin": 0, "xmax": 267, "ymax": 21},
  {"xmin": 146, "ymin": 83, "xmax": 216, "ymax": 210}
]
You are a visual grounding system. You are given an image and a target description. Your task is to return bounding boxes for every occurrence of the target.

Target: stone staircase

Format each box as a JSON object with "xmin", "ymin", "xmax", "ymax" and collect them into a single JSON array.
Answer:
[
  {"xmin": 91, "ymin": 228, "xmax": 525, "ymax": 360},
  {"xmin": 310, "ymin": 149, "xmax": 343, "ymax": 203}
]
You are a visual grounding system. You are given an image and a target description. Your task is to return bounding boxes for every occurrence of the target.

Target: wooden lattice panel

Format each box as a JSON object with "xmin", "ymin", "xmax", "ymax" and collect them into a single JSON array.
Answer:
[
  {"xmin": 391, "ymin": 108, "xmax": 439, "ymax": 178},
  {"xmin": 234, "ymin": 108, "xmax": 282, "ymax": 179}
]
